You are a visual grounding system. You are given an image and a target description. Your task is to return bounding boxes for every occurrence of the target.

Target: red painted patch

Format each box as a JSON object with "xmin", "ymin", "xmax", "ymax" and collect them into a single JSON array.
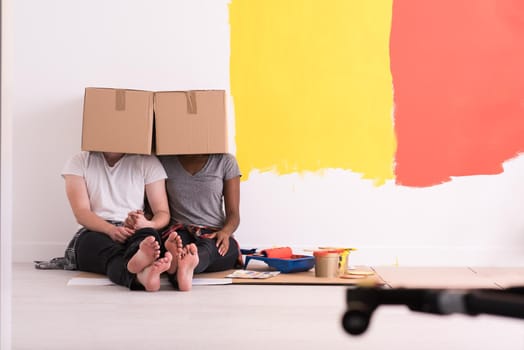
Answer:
[{"xmin": 391, "ymin": 0, "xmax": 524, "ymax": 186}]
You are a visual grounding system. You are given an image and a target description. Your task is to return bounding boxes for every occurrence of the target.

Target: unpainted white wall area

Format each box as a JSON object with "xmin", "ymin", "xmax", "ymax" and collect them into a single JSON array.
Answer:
[
  {"xmin": 13, "ymin": 0, "xmax": 231, "ymax": 261},
  {"xmin": 241, "ymin": 162, "xmax": 524, "ymax": 266},
  {"xmin": 2, "ymin": 0, "xmax": 14, "ymax": 347},
  {"xmin": 12, "ymin": 0, "xmax": 524, "ymax": 266}
]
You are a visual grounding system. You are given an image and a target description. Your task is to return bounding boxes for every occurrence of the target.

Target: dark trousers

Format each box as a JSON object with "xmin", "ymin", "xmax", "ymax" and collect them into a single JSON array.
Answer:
[
  {"xmin": 76, "ymin": 227, "xmax": 162, "ymax": 290},
  {"xmin": 165, "ymin": 229, "xmax": 240, "ymax": 287}
]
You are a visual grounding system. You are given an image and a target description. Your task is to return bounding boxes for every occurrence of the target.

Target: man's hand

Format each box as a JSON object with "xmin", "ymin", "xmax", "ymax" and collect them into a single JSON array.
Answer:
[
  {"xmin": 108, "ymin": 225, "xmax": 134, "ymax": 243},
  {"xmin": 125, "ymin": 210, "xmax": 152, "ymax": 230}
]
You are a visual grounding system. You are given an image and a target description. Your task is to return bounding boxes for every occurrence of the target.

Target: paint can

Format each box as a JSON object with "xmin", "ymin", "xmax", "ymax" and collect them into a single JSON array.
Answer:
[
  {"xmin": 313, "ymin": 250, "xmax": 340, "ymax": 278},
  {"xmin": 318, "ymin": 247, "xmax": 357, "ymax": 275}
]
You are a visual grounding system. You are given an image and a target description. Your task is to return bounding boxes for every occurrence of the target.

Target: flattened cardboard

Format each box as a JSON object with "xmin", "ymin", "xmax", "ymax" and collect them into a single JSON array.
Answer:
[
  {"xmin": 154, "ymin": 90, "xmax": 228, "ymax": 155},
  {"xmin": 70, "ymin": 268, "xmax": 383, "ymax": 286},
  {"xmin": 373, "ymin": 266, "xmax": 498, "ymax": 288},
  {"xmin": 81, "ymin": 88, "xmax": 154, "ymax": 154}
]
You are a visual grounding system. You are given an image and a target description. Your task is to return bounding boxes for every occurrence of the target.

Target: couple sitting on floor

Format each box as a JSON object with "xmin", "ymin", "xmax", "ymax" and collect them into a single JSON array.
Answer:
[{"xmin": 59, "ymin": 151, "xmax": 241, "ymax": 292}]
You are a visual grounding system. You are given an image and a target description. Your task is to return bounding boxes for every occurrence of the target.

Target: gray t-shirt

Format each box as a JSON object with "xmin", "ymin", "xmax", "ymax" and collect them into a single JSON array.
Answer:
[{"xmin": 159, "ymin": 154, "xmax": 241, "ymax": 228}]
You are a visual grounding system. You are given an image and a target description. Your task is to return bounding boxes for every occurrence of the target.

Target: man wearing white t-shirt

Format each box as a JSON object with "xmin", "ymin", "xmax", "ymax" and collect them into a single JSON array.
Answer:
[{"xmin": 61, "ymin": 151, "xmax": 172, "ymax": 291}]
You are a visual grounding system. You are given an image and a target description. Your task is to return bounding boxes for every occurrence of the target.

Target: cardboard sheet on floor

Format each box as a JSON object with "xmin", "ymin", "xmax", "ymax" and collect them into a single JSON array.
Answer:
[
  {"xmin": 373, "ymin": 266, "xmax": 500, "ymax": 288},
  {"xmin": 469, "ymin": 267, "xmax": 524, "ymax": 289},
  {"xmin": 68, "ymin": 272, "xmax": 231, "ymax": 286},
  {"xmin": 69, "ymin": 266, "xmax": 383, "ymax": 286},
  {"xmin": 199, "ymin": 268, "xmax": 384, "ymax": 285}
]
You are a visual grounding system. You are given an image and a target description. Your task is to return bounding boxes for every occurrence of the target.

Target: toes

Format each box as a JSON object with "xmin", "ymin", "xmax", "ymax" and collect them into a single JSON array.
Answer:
[{"xmin": 188, "ymin": 244, "xmax": 198, "ymax": 255}]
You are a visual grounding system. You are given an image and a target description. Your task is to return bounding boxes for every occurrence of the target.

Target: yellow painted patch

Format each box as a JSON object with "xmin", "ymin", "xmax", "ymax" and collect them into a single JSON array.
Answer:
[{"xmin": 229, "ymin": 0, "xmax": 395, "ymax": 185}]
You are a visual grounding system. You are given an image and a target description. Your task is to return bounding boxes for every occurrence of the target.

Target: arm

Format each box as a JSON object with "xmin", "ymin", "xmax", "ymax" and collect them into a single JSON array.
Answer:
[
  {"xmin": 221, "ymin": 176, "xmax": 241, "ymax": 237},
  {"xmin": 137, "ymin": 178, "xmax": 170, "ymax": 231},
  {"xmin": 203, "ymin": 176, "xmax": 241, "ymax": 255},
  {"xmin": 64, "ymin": 175, "xmax": 133, "ymax": 243}
]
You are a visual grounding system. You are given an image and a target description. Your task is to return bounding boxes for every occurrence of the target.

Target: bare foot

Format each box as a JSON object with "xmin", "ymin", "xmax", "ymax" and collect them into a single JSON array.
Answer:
[
  {"xmin": 177, "ymin": 244, "xmax": 199, "ymax": 291},
  {"xmin": 127, "ymin": 236, "xmax": 160, "ymax": 274},
  {"xmin": 164, "ymin": 231, "xmax": 183, "ymax": 275},
  {"xmin": 136, "ymin": 252, "xmax": 173, "ymax": 292}
]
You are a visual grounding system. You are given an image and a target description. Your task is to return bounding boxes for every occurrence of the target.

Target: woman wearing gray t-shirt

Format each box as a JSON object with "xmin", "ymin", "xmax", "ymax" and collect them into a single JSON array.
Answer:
[{"xmin": 158, "ymin": 153, "xmax": 241, "ymax": 291}]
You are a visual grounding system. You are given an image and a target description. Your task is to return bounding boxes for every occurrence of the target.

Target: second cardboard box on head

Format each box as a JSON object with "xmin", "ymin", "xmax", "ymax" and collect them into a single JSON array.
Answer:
[{"xmin": 81, "ymin": 87, "xmax": 228, "ymax": 155}]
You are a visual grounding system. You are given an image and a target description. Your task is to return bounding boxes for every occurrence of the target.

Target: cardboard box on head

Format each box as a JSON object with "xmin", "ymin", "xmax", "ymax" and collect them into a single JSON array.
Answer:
[
  {"xmin": 154, "ymin": 90, "xmax": 228, "ymax": 155},
  {"xmin": 81, "ymin": 88, "xmax": 154, "ymax": 155},
  {"xmin": 80, "ymin": 88, "xmax": 228, "ymax": 155}
]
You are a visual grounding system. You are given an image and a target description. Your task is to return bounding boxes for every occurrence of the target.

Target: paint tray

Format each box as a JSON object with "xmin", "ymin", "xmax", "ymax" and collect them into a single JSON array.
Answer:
[{"xmin": 243, "ymin": 254, "xmax": 315, "ymax": 274}]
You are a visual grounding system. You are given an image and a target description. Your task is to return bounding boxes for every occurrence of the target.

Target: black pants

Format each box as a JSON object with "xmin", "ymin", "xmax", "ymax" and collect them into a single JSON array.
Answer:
[
  {"xmin": 76, "ymin": 227, "xmax": 162, "ymax": 290},
  {"xmin": 165, "ymin": 229, "xmax": 240, "ymax": 288}
]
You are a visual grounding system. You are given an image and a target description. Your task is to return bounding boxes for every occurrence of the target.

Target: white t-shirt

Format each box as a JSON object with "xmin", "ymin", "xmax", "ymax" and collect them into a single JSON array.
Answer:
[{"xmin": 61, "ymin": 152, "xmax": 167, "ymax": 222}]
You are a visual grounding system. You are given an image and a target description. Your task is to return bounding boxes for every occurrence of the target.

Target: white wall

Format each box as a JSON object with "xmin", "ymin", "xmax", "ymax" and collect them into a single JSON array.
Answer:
[
  {"xmin": 11, "ymin": 0, "xmax": 524, "ymax": 267},
  {"xmin": 2, "ymin": 0, "xmax": 14, "ymax": 347}
]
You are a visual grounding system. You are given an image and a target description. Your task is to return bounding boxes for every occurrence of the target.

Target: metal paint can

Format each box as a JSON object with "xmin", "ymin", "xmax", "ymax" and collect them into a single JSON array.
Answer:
[{"xmin": 313, "ymin": 250, "xmax": 340, "ymax": 278}]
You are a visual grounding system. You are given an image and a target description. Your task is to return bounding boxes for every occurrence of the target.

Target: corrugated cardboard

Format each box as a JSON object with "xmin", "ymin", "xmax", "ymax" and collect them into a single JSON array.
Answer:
[
  {"xmin": 81, "ymin": 88, "xmax": 227, "ymax": 155},
  {"xmin": 81, "ymin": 88, "xmax": 154, "ymax": 154},
  {"xmin": 154, "ymin": 90, "xmax": 228, "ymax": 155}
]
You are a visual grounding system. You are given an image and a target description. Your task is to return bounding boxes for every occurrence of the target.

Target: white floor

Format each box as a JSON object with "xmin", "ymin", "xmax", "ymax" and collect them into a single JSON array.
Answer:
[{"xmin": 11, "ymin": 263, "xmax": 524, "ymax": 350}]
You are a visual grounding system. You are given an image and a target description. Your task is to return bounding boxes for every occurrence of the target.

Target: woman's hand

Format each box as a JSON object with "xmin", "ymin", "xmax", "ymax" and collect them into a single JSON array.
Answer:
[{"xmin": 201, "ymin": 231, "xmax": 230, "ymax": 256}]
